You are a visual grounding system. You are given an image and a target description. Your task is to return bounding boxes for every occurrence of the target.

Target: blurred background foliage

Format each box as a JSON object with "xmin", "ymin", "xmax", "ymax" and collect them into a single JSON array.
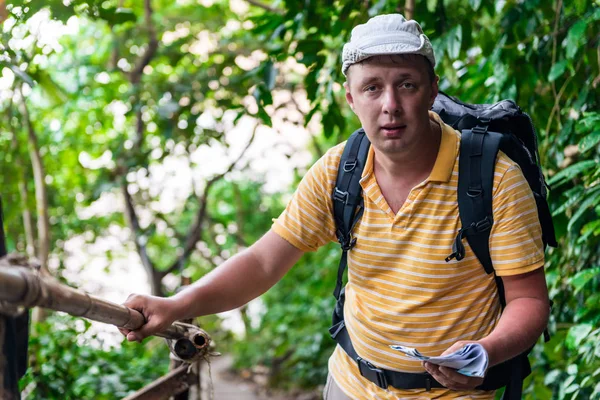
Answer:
[{"xmin": 0, "ymin": 0, "xmax": 599, "ymax": 398}]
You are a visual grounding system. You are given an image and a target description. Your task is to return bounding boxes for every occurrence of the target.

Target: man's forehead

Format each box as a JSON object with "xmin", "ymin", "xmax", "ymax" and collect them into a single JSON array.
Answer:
[
  {"xmin": 348, "ymin": 56, "xmax": 428, "ymax": 81},
  {"xmin": 358, "ymin": 54, "xmax": 427, "ymax": 68}
]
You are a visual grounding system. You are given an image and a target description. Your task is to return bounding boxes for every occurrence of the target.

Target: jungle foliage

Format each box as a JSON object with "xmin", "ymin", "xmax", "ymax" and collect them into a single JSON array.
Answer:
[{"xmin": 0, "ymin": 0, "xmax": 599, "ymax": 398}]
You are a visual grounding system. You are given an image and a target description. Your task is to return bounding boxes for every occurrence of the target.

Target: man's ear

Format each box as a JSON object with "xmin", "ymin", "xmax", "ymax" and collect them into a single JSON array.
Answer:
[
  {"xmin": 344, "ymin": 81, "xmax": 355, "ymax": 112},
  {"xmin": 429, "ymin": 75, "xmax": 440, "ymax": 108}
]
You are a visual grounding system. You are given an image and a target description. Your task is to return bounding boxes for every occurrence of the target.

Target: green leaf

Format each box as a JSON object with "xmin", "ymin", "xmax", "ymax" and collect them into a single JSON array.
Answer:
[
  {"xmin": 96, "ymin": 6, "xmax": 137, "ymax": 25},
  {"xmin": 263, "ymin": 61, "xmax": 276, "ymax": 90},
  {"xmin": 256, "ymin": 106, "xmax": 271, "ymax": 126},
  {"xmin": 579, "ymin": 130, "xmax": 600, "ymax": 153},
  {"xmin": 565, "ymin": 384, "xmax": 579, "ymax": 394},
  {"xmin": 566, "ymin": 324, "xmax": 594, "ymax": 350},
  {"xmin": 427, "ymin": 0, "xmax": 438, "ymax": 12},
  {"xmin": 548, "ymin": 60, "xmax": 568, "ymax": 82},
  {"xmin": 547, "ymin": 160, "xmax": 595, "ymax": 186},
  {"xmin": 469, "ymin": 0, "xmax": 482, "ymax": 11},
  {"xmin": 33, "ymin": 70, "xmax": 68, "ymax": 106},
  {"xmin": 544, "ymin": 369, "xmax": 561, "ymax": 385},
  {"xmin": 567, "ymin": 186, "xmax": 600, "ymax": 232},
  {"xmin": 569, "ymin": 267, "xmax": 600, "ymax": 293},
  {"xmin": 446, "ymin": 25, "xmax": 463, "ymax": 59},
  {"xmin": 579, "ymin": 112, "xmax": 600, "ymax": 130},
  {"xmin": 564, "ymin": 20, "xmax": 588, "ymax": 59}
]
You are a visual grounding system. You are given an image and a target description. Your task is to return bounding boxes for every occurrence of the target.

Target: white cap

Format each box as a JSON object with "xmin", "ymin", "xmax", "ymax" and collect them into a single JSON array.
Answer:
[{"xmin": 342, "ymin": 14, "xmax": 436, "ymax": 76}]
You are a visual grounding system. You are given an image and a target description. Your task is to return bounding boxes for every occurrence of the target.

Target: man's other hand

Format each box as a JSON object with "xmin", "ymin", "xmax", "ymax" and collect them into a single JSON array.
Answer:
[{"xmin": 118, "ymin": 294, "xmax": 180, "ymax": 342}]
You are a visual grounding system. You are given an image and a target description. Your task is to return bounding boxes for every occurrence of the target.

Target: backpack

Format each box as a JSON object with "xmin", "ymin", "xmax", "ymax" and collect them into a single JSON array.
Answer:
[{"xmin": 329, "ymin": 91, "xmax": 557, "ymax": 398}]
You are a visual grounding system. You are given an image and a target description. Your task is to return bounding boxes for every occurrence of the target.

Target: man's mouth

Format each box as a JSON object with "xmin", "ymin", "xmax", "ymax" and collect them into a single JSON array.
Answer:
[{"xmin": 381, "ymin": 125, "xmax": 407, "ymax": 136}]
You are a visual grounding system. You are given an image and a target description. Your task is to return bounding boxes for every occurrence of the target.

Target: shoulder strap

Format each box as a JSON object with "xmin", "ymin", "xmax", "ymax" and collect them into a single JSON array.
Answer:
[
  {"xmin": 332, "ymin": 128, "xmax": 370, "ymax": 300},
  {"xmin": 447, "ymin": 126, "xmax": 503, "ymax": 275}
]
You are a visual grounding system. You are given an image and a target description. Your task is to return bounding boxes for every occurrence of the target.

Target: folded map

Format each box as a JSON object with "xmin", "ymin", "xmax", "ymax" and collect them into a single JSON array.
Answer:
[{"xmin": 389, "ymin": 343, "xmax": 488, "ymax": 378}]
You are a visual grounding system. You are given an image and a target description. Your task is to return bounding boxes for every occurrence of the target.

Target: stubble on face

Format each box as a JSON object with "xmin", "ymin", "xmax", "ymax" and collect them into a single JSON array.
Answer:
[{"xmin": 344, "ymin": 55, "xmax": 439, "ymax": 163}]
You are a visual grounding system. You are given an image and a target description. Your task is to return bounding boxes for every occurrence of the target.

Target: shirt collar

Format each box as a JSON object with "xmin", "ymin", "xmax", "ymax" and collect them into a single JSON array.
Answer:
[{"xmin": 428, "ymin": 110, "xmax": 458, "ymax": 183}]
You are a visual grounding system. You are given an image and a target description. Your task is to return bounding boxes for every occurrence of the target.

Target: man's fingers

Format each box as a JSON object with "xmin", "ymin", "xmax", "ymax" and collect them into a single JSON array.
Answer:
[
  {"xmin": 423, "ymin": 362, "xmax": 479, "ymax": 390},
  {"xmin": 440, "ymin": 341, "xmax": 466, "ymax": 356},
  {"xmin": 123, "ymin": 293, "xmax": 146, "ymax": 311},
  {"xmin": 127, "ymin": 331, "xmax": 142, "ymax": 342},
  {"xmin": 438, "ymin": 366, "xmax": 470, "ymax": 385},
  {"xmin": 118, "ymin": 327, "xmax": 131, "ymax": 337},
  {"xmin": 126, "ymin": 317, "xmax": 168, "ymax": 342},
  {"xmin": 440, "ymin": 340, "xmax": 478, "ymax": 357}
]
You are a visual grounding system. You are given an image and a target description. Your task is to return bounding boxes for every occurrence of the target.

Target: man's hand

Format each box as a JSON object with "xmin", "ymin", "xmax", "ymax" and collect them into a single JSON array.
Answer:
[
  {"xmin": 118, "ymin": 294, "xmax": 181, "ymax": 342},
  {"xmin": 422, "ymin": 340, "xmax": 486, "ymax": 391}
]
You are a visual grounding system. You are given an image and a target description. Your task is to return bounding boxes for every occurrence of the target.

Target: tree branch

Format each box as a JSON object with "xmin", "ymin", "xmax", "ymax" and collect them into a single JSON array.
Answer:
[
  {"xmin": 549, "ymin": 0, "xmax": 563, "ymax": 126},
  {"xmin": 545, "ymin": 58, "xmax": 583, "ymax": 141},
  {"xmin": 129, "ymin": 0, "xmax": 158, "ymax": 85},
  {"xmin": 117, "ymin": 0, "xmax": 162, "ymax": 293},
  {"xmin": 120, "ymin": 181, "xmax": 161, "ymax": 295},
  {"xmin": 244, "ymin": 0, "xmax": 284, "ymax": 14},
  {"xmin": 6, "ymin": 102, "xmax": 36, "ymax": 257},
  {"xmin": 18, "ymin": 87, "xmax": 50, "ymax": 275},
  {"xmin": 161, "ymin": 124, "xmax": 259, "ymax": 277},
  {"xmin": 401, "ymin": 0, "xmax": 415, "ymax": 20}
]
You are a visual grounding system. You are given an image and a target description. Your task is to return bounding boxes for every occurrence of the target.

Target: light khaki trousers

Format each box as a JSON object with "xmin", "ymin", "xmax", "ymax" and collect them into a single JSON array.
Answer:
[{"xmin": 323, "ymin": 373, "xmax": 353, "ymax": 400}]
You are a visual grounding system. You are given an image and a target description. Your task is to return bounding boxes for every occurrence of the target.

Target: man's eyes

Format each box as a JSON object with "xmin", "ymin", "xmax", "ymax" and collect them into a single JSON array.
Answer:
[{"xmin": 362, "ymin": 83, "xmax": 416, "ymax": 92}]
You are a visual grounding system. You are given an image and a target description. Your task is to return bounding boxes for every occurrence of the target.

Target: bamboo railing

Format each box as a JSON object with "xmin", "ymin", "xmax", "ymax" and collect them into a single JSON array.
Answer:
[{"xmin": 0, "ymin": 254, "xmax": 214, "ymax": 400}]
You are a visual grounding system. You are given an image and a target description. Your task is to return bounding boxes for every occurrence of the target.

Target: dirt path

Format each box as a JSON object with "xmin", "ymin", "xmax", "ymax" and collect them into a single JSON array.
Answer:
[{"xmin": 199, "ymin": 354, "xmax": 291, "ymax": 400}]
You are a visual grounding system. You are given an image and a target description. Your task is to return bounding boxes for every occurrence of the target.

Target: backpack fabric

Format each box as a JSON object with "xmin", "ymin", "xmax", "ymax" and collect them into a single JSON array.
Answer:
[{"xmin": 329, "ymin": 91, "xmax": 557, "ymax": 399}]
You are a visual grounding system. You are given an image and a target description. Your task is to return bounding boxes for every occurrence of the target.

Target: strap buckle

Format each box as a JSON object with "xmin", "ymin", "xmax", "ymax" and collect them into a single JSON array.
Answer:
[
  {"xmin": 471, "ymin": 125, "xmax": 489, "ymax": 135},
  {"xmin": 343, "ymin": 160, "xmax": 357, "ymax": 172},
  {"xmin": 336, "ymin": 231, "xmax": 357, "ymax": 251},
  {"xmin": 333, "ymin": 188, "xmax": 348, "ymax": 204},
  {"xmin": 475, "ymin": 216, "xmax": 493, "ymax": 232},
  {"xmin": 329, "ymin": 320, "xmax": 345, "ymax": 339},
  {"xmin": 357, "ymin": 357, "xmax": 388, "ymax": 389}
]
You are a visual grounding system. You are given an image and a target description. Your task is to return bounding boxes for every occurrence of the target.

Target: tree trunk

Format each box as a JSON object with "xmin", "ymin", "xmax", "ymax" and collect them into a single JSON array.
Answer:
[
  {"xmin": 19, "ymin": 90, "xmax": 51, "ymax": 323},
  {"xmin": 404, "ymin": 0, "xmax": 415, "ymax": 20},
  {"xmin": 9, "ymin": 106, "xmax": 36, "ymax": 257},
  {"xmin": 18, "ymin": 178, "xmax": 36, "ymax": 258}
]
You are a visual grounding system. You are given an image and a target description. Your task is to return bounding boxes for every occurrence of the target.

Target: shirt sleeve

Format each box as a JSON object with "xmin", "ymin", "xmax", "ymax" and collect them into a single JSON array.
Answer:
[
  {"xmin": 271, "ymin": 146, "xmax": 341, "ymax": 252},
  {"xmin": 489, "ymin": 159, "xmax": 545, "ymax": 276}
]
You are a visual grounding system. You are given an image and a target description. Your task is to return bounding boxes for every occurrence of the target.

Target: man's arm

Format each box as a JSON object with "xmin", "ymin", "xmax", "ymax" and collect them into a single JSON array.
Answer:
[
  {"xmin": 424, "ymin": 267, "xmax": 549, "ymax": 390},
  {"xmin": 121, "ymin": 230, "xmax": 304, "ymax": 341},
  {"xmin": 479, "ymin": 267, "xmax": 550, "ymax": 366}
]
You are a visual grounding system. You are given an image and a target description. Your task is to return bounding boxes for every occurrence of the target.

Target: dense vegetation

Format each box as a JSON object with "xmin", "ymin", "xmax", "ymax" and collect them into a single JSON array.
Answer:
[{"xmin": 0, "ymin": 0, "xmax": 598, "ymax": 398}]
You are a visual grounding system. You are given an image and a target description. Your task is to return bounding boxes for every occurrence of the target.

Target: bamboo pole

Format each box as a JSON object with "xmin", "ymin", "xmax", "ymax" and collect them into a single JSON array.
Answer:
[
  {"xmin": 122, "ymin": 364, "xmax": 198, "ymax": 400},
  {"xmin": 0, "ymin": 258, "xmax": 211, "ymax": 361}
]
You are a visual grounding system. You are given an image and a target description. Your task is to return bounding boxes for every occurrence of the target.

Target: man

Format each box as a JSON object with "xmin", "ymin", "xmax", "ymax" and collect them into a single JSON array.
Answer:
[{"xmin": 121, "ymin": 14, "xmax": 549, "ymax": 399}]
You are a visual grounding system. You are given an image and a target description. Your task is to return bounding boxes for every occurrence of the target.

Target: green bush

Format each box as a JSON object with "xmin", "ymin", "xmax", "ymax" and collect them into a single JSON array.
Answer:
[{"xmin": 19, "ymin": 314, "xmax": 170, "ymax": 400}]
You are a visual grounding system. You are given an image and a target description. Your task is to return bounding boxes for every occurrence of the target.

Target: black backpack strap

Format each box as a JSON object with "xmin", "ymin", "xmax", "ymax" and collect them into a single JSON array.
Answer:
[
  {"xmin": 330, "ymin": 321, "xmax": 446, "ymax": 390},
  {"xmin": 446, "ymin": 128, "xmax": 539, "ymax": 399},
  {"xmin": 330, "ymin": 308, "xmax": 513, "ymax": 392},
  {"xmin": 446, "ymin": 125, "xmax": 503, "ymax": 274},
  {"xmin": 332, "ymin": 128, "xmax": 370, "ymax": 300}
]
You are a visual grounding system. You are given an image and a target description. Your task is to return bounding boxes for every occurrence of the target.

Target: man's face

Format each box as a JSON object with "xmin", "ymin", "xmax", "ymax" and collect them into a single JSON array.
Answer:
[{"xmin": 344, "ymin": 55, "xmax": 439, "ymax": 159}]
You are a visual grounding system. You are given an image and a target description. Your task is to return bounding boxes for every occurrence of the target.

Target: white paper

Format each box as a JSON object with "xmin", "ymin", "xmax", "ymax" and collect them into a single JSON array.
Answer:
[{"xmin": 389, "ymin": 343, "xmax": 489, "ymax": 378}]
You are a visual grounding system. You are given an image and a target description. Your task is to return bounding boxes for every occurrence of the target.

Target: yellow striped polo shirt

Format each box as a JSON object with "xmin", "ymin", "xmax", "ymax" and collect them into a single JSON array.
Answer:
[{"xmin": 272, "ymin": 111, "xmax": 545, "ymax": 399}]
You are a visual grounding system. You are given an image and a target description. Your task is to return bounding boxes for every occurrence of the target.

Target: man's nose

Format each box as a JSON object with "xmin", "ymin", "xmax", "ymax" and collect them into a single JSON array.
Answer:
[{"xmin": 382, "ymin": 89, "xmax": 401, "ymax": 115}]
